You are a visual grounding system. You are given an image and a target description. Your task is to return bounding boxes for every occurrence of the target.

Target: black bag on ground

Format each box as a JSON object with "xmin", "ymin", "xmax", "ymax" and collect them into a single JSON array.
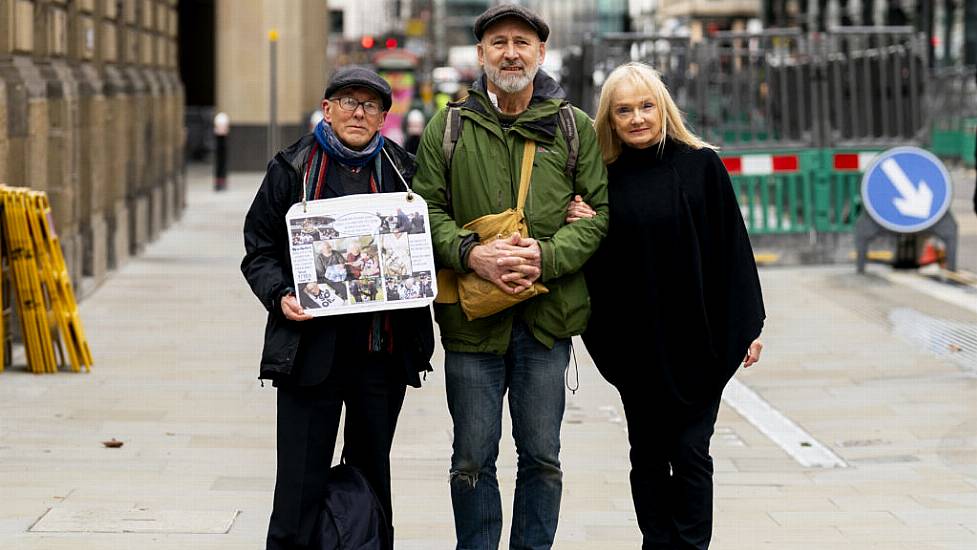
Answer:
[{"xmin": 316, "ymin": 463, "xmax": 392, "ymax": 550}]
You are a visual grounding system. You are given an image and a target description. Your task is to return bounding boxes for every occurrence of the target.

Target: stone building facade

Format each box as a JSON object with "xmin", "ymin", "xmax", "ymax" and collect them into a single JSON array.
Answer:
[{"xmin": 0, "ymin": 0, "xmax": 184, "ymax": 291}]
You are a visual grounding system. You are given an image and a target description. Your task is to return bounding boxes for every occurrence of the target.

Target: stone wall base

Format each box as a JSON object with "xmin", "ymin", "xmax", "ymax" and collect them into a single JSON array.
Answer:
[
  {"xmin": 83, "ymin": 213, "xmax": 109, "ymax": 284},
  {"xmin": 130, "ymin": 194, "xmax": 150, "ymax": 255},
  {"xmin": 150, "ymin": 185, "xmax": 163, "ymax": 241},
  {"xmin": 110, "ymin": 199, "xmax": 130, "ymax": 270},
  {"xmin": 162, "ymin": 176, "xmax": 175, "ymax": 228},
  {"xmin": 61, "ymin": 232, "xmax": 83, "ymax": 294}
]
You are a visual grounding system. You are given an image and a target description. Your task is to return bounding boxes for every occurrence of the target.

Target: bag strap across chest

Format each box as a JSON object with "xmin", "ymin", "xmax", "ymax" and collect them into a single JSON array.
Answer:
[{"xmin": 516, "ymin": 139, "xmax": 536, "ymax": 212}]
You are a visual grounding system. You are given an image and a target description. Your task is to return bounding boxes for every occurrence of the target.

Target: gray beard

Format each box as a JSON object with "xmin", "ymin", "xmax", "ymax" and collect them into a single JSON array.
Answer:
[{"xmin": 485, "ymin": 62, "xmax": 539, "ymax": 94}]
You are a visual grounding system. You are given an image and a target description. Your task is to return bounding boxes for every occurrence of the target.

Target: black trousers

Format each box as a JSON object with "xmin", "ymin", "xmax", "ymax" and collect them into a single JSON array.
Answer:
[
  {"xmin": 266, "ymin": 353, "xmax": 407, "ymax": 550},
  {"xmin": 618, "ymin": 386, "xmax": 723, "ymax": 550}
]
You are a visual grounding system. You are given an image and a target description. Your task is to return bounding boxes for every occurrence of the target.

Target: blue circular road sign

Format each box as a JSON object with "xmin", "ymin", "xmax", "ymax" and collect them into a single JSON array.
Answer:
[{"xmin": 861, "ymin": 146, "xmax": 953, "ymax": 233}]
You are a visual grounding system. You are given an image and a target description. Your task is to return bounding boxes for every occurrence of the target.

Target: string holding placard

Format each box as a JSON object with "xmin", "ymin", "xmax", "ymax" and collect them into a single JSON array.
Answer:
[{"xmin": 382, "ymin": 148, "xmax": 414, "ymax": 201}]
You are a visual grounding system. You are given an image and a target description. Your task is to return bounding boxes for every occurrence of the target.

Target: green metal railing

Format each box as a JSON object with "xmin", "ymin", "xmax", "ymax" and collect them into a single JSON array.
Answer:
[
  {"xmin": 965, "ymin": 118, "xmax": 977, "ymax": 167},
  {"xmin": 722, "ymin": 149, "xmax": 885, "ymax": 236},
  {"xmin": 931, "ymin": 117, "xmax": 976, "ymax": 167},
  {"xmin": 927, "ymin": 67, "xmax": 976, "ymax": 167},
  {"xmin": 823, "ymin": 170, "xmax": 864, "ymax": 231},
  {"xmin": 732, "ymin": 172, "xmax": 813, "ymax": 234}
]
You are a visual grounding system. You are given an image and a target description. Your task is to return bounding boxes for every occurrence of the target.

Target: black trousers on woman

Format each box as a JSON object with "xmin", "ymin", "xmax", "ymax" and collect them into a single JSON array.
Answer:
[
  {"xmin": 618, "ymin": 385, "xmax": 723, "ymax": 550},
  {"xmin": 265, "ymin": 341, "xmax": 406, "ymax": 550}
]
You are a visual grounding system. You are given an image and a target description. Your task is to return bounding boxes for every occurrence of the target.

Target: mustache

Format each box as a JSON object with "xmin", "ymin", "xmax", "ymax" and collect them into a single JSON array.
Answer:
[{"xmin": 499, "ymin": 61, "xmax": 525, "ymax": 69}]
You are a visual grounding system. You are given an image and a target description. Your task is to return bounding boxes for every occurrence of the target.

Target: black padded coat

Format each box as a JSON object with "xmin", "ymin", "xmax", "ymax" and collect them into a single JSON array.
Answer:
[{"xmin": 241, "ymin": 133, "xmax": 434, "ymax": 386}]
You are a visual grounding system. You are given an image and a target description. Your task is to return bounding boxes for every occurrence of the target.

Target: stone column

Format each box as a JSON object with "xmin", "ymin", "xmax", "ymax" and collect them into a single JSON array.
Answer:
[
  {"xmin": 41, "ymin": 0, "xmax": 82, "ymax": 285},
  {"xmin": 161, "ymin": 0, "xmax": 184, "ymax": 227},
  {"xmin": 141, "ymin": 0, "xmax": 163, "ymax": 243},
  {"xmin": 71, "ymin": 0, "xmax": 110, "ymax": 285},
  {"xmin": 101, "ymin": 0, "xmax": 130, "ymax": 271},
  {"xmin": 122, "ymin": 0, "xmax": 149, "ymax": 255},
  {"xmin": 149, "ymin": 0, "xmax": 183, "ymax": 237},
  {"xmin": 155, "ymin": 0, "xmax": 171, "ymax": 229}
]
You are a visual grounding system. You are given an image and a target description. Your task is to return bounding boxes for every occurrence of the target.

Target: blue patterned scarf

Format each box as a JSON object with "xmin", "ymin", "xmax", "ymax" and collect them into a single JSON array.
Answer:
[{"xmin": 314, "ymin": 120, "xmax": 384, "ymax": 168}]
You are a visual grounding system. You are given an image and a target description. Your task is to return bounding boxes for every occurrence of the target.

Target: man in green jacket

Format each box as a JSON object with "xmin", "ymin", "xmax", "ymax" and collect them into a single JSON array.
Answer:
[{"xmin": 412, "ymin": 5, "xmax": 609, "ymax": 548}]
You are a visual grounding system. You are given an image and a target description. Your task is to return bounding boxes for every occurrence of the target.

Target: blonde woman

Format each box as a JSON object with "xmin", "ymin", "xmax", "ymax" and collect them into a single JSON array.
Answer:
[{"xmin": 567, "ymin": 62, "xmax": 765, "ymax": 548}]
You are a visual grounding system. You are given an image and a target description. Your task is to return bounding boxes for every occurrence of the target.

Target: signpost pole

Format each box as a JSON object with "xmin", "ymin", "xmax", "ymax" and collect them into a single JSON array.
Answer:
[{"xmin": 268, "ymin": 29, "xmax": 280, "ymax": 161}]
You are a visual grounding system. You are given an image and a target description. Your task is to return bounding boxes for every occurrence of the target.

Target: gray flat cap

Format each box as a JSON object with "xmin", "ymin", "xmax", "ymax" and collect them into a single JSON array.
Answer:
[
  {"xmin": 323, "ymin": 66, "xmax": 392, "ymax": 111},
  {"xmin": 473, "ymin": 3, "xmax": 549, "ymax": 42}
]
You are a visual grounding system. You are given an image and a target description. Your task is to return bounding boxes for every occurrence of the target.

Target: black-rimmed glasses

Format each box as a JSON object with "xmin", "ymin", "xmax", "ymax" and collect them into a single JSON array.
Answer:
[{"xmin": 330, "ymin": 96, "xmax": 382, "ymax": 116}]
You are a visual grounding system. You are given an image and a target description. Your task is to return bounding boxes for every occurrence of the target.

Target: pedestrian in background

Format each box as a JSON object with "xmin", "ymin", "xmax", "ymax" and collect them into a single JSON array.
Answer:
[
  {"xmin": 566, "ymin": 61, "xmax": 766, "ymax": 549},
  {"xmin": 241, "ymin": 65, "xmax": 434, "ymax": 550},
  {"xmin": 412, "ymin": 4, "xmax": 609, "ymax": 549},
  {"xmin": 403, "ymin": 107, "xmax": 426, "ymax": 154}
]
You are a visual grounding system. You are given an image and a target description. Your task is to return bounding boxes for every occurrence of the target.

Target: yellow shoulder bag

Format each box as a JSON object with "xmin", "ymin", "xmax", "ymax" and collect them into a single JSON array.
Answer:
[{"xmin": 435, "ymin": 140, "xmax": 548, "ymax": 320}]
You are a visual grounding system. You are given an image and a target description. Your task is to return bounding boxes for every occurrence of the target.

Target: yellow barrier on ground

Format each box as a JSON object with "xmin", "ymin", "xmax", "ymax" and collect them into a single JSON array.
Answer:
[{"xmin": 0, "ymin": 186, "xmax": 92, "ymax": 374}]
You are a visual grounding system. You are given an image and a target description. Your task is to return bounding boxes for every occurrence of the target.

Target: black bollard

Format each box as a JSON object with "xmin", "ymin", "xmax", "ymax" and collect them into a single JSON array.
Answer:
[{"xmin": 214, "ymin": 112, "xmax": 229, "ymax": 191}]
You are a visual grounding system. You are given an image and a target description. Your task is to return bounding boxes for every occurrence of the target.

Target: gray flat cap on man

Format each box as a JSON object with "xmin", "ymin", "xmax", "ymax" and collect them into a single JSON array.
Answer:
[
  {"xmin": 323, "ymin": 66, "xmax": 392, "ymax": 111},
  {"xmin": 473, "ymin": 3, "xmax": 549, "ymax": 42}
]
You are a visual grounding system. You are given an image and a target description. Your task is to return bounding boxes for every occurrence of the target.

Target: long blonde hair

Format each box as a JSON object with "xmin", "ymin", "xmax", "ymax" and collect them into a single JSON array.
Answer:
[{"xmin": 594, "ymin": 62, "xmax": 714, "ymax": 164}]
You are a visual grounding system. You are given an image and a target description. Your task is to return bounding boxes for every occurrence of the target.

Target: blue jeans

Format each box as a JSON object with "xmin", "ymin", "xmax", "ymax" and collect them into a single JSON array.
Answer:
[{"xmin": 445, "ymin": 322, "xmax": 571, "ymax": 550}]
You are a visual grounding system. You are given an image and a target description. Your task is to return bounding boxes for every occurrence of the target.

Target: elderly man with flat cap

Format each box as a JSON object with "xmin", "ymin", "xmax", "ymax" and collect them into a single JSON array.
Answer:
[
  {"xmin": 412, "ymin": 4, "xmax": 608, "ymax": 549},
  {"xmin": 242, "ymin": 66, "xmax": 435, "ymax": 550}
]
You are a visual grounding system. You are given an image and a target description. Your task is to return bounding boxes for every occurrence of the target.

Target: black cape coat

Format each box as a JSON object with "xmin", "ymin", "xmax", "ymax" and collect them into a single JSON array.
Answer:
[
  {"xmin": 582, "ymin": 139, "xmax": 765, "ymax": 409},
  {"xmin": 241, "ymin": 133, "xmax": 434, "ymax": 387}
]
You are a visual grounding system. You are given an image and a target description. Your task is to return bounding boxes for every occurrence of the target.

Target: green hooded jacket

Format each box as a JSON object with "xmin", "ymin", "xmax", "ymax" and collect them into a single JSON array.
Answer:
[{"xmin": 412, "ymin": 72, "xmax": 609, "ymax": 353}]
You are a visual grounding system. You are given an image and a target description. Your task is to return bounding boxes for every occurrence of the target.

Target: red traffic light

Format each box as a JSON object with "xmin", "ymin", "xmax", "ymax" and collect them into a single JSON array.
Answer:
[
  {"xmin": 361, "ymin": 35, "xmax": 375, "ymax": 49},
  {"xmin": 385, "ymin": 37, "xmax": 398, "ymax": 49}
]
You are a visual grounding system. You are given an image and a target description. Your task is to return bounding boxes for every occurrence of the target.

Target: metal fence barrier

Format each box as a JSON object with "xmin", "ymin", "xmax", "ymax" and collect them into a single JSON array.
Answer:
[
  {"xmin": 565, "ymin": 28, "xmax": 971, "ymax": 236},
  {"xmin": 699, "ymin": 29, "xmax": 814, "ymax": 149},
  {"xmin": 820, "ymin": 28, "xmax": 926, "ymax": 148}
]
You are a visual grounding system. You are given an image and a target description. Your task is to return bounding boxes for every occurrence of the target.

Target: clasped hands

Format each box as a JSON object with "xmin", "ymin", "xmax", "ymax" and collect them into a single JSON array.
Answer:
[{"xmin": 467, "ymin": 233, "xmax": 542, "ymax": 294}]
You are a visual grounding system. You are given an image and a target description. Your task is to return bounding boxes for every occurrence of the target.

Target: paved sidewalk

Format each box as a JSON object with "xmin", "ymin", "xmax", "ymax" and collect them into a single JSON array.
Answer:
[{"xmin": 0, "ymin": 165, "xmax": 974, "ymax": 549}]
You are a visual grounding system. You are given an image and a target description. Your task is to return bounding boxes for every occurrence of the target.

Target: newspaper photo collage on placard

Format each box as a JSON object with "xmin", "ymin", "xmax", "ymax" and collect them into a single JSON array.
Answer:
[{"xmin": 285, "ymin": 193, "xmax": 437, "ymax": 316}]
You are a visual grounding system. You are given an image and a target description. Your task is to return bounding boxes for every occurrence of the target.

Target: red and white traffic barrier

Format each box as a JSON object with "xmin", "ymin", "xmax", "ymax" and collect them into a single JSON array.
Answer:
[
  {"xmin": 831, "ymin": 152, "xmax": 878, "ymax": 171},
  {"xmin": 722, "ymin": 154, "xmax": 799, "ymax": 175},
  {"xmin": 721, "ymin": 152, "xmax": 881, "ymax": 175}
]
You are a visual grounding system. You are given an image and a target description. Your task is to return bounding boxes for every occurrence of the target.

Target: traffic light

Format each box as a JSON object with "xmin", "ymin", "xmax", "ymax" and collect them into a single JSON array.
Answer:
[
  {"xmin": 362, "ymin": 33, "xmax": 401, "ymax": 50},
  {"xmin": 379, "ymin": 33, "xmax": 403, "ymax": 50}
]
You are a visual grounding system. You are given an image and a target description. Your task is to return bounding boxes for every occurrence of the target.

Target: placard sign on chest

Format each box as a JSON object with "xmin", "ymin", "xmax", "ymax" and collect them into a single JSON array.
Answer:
[{"xmin": 286, "ymin": 192, "xmax": 437, "ymax": 316}]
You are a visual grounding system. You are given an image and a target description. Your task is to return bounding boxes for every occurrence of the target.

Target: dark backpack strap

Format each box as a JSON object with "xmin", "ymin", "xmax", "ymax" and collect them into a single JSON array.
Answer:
[
  {"xmin": 557, "ymin": 102, "xmax": 579, "ymax": 179},
  {"xmin": 441, "ymin": 106, "xmax": 462, "ymax": 212},
  {"xmin": 441, "ymin": 106, "xmax": 462, "ymax": 171}
]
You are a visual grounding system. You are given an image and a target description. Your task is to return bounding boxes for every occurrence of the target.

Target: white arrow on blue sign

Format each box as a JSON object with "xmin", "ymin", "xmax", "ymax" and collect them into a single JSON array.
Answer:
[{"xmin": 860, "ymin": 146, "xmax": 953, "ymax": 233}]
